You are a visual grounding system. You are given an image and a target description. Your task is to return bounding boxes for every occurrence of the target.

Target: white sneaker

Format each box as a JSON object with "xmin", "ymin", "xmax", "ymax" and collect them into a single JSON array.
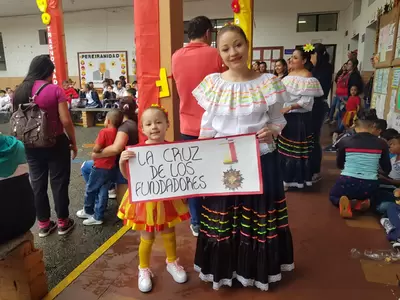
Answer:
[
  {"xmin": 138, "ymin": 267, "xmax": 153, "ymax": 293},
  {"xmin": 83, "ymin": 216, "xmax": 103, "ymax": 226},
  {"xmin": 312, "ymin": 173, "xmax": 322, "ymax": 183},
  {"xmin": 380, "ymin": 218, "xmax": 395, "ymax": 234},
  {"xmin": 76, "ymin": 209, "xmax": 93, "ymax": 219},
  {"xmin": 166, "ymin": 259, "xmax": 187, "ymax": 284},
  {"xmin": 108, "ymin": 189, "xmax": 117, "ymax": 199},
  {"xmin": 190, "ymin": 224, "xmax": 199, "ymax": 237},
  {"xmin": 332, "ymin": 132, "xmax": 339, "ymax": 143}
]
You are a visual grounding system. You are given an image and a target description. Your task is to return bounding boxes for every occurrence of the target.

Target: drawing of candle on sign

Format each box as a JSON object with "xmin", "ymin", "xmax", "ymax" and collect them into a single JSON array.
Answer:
[
  {"xmin": 220, "ymin": 138, "xmax": 244, "ymax": 191},
  {"xmin": 221, "ymin": 139, "xmax": 238, "ymax": 164}
]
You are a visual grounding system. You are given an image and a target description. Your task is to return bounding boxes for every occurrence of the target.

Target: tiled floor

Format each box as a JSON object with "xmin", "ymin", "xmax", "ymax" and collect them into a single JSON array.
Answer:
[{"xmin": 54, "ymin": 152, "xmax": 400, "ymax": 300}]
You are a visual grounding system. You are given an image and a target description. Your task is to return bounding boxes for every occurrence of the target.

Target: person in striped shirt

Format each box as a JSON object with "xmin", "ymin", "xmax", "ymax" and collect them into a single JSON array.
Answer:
[{"xmin": 329, "ymin": 110, "xmax": 391, "ymax": 218}]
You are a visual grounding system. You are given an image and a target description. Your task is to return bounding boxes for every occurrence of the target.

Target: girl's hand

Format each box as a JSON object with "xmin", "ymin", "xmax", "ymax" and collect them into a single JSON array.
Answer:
[
  {"xmin": 120, "ymin": 150, "xmax": 136, "ymax": 164},
  {"xmin": 281, "ymin": 106, "xmax": 292, "ymax": 114},
  {"xmin": 256, "ymin": 127, "xmax": 274, "ymax": 144}
]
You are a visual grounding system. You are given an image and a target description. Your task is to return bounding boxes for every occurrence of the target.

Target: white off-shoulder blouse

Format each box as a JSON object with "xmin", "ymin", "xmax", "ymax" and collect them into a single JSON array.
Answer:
[
  {"xmin": 192, "ymin": 73, "xmax": 288, "ymax": 155},
  {"xmin": 281, "ymin": 76, "xmax": 324, "ymax": 113}
]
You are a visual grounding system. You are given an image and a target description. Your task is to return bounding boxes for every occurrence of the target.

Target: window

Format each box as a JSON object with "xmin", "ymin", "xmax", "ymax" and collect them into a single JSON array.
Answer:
[
  {"xmin": 353, "ymin": 0, "xmax": 362, "ymax": 20},
  {"xmin": 184, "ymin": 18, "xmax": 234, "ymax": 48},
  {"xmin": 252, "ymin": 47, "xmax": 284, "ymax": 73},
  {"xmin": 38, "ymin": 29, "xmax": 48, "ymax": 45},
  {"xmin": 0, "ymin": 33, "xmax": 6, "ymax": 71},
  {"xmin": 297, "ymin": 13, "xmax": 338, "ymax": 32}
]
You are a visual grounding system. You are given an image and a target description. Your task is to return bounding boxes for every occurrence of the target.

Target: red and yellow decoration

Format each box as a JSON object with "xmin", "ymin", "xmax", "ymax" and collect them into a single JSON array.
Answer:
[
  {"xmin": 232, "ymin": 0, "xmax": 253, "ymax": 66},
  {"xmin": 155, "ymin": 68, "xmax": 170, "ymax": 98},
  {"xmin": 231, "ymin": 0, "xmax": 240, "ymax": 13},
  {"xmin": 303, "ymin": 43, "xmax": 315, "ymax": 53},
  {"xmin": 35, "ymin": 0, "xmax": 68, "ymax": 86}
]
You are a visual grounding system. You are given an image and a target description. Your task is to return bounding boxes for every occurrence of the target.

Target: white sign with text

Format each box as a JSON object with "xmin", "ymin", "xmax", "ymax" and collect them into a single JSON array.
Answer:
[{"xmin": 126, "ymin": 134, "xmax": 263, "ymax": 203}]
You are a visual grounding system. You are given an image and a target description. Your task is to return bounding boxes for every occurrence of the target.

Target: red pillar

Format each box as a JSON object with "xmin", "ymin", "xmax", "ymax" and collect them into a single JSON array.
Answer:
[
  {"xmin": 38, "ymin": 0, "xmax": 68, "ymax": 86},
  {"xmin": 133, "ymin": 0, "xmax": 183, "ymax": 142}
]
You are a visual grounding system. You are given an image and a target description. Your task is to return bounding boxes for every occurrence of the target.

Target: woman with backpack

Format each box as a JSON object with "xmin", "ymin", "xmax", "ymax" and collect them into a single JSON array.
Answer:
[{"xmin": 12, "ymin": 55, "xmax": 77, "ymax": 238}]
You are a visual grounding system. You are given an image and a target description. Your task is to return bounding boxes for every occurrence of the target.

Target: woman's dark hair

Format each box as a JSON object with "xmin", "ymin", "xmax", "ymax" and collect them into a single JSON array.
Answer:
[
  {"xmin": 13, "ymin": 55, "xmax": 54, "ymax": 111},
  {"xmin": 188, "ymin": 16, "xmax": 214, "ymax": 40},
  {"xmin": 119, "ymin": 96, "xmax": 138, "ymax": 122},
  {"xmin": 312, "ymin": 43, "xmax": 332, "ymax": 73},
  {"xmin": 347, "ymin": 58, "xmax": 359, "ymax": 72},
  {"xmin": 355, "ymin": 108, "xmax": 378, "ymax": 127},
  {"xmin": 85, "ymin": 84, "xmax": 92, "ymax": 91},
  {"xmin": 273, "ymin": 59, "xmax": 288, "ymax": 77},
  {"xmin": 217, "ymin": 25, "xmax": 248, "ymax": 44},
  {"xmin": 294, "ymin": 46, "xmax": 313, "ymax": 72}
]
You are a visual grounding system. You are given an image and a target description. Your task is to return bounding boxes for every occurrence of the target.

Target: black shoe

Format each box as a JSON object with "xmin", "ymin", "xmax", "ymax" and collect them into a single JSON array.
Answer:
[
  {"xmin": 58, "ymin": 218, "xmax": 75, "ymax": 236},
  {"xmin": 38, "ymin": 221, "xmax": 57, "ymax": 238}
]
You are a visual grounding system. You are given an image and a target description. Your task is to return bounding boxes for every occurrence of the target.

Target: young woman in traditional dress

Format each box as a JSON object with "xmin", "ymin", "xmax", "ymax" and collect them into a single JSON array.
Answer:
[
  {"xmin": 278, "ymin": 45, "xmax": 324, "ymax": 190},
  {"xmin": 192, "ymin": 25, "xmax": 294, "ymax": 291}
]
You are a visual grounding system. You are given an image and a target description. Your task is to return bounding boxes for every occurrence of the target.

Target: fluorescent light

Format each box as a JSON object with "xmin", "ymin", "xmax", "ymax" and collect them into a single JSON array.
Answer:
[{"xmin": 298, "ymin": 20, "xmax": 306, "ymax": 24}]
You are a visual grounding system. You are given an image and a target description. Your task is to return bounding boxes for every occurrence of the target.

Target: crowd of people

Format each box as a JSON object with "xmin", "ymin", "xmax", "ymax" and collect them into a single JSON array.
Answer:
[{"xmin": 1, "ymin": 14, "xmax": 400, "ymax": 297}]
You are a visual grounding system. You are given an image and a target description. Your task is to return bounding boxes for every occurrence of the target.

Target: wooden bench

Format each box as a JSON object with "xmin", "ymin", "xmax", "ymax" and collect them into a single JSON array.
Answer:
[
  {"xmin": 0, "ymin": 231, "xmax": 48, "ymax": 300},
  {"xmin": 70, "ymin": 108, "xmax": 111, "ymax": 128}
]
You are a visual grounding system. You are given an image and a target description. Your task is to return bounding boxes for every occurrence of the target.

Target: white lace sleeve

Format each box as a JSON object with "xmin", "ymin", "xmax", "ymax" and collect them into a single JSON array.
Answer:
[{"xmin": 199, "ymin": 110, "xmax": 217, "ymax": 138}]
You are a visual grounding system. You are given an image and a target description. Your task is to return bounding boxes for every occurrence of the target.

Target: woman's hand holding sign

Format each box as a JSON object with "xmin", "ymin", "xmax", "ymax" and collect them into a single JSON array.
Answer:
[
  {"xmin": 256, "ymin": 126, "xmax": 275, "ymax": 144},
  {"xmin": 119, "ymin": 150, "xmax": 136, "ymax": 180}
]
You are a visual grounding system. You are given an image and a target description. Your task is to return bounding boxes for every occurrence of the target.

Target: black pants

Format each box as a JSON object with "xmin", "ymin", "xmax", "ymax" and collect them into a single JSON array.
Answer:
[
  {"xmin": 310, "ymin": 99, "xmax": 329, "ymax": 175},
  {"xmin": 25, "ymin": 134, "xmax": 71, "ymax": 222},
  {"xmin": 0, "ymin": 174, "xmax": 36, "ymax": 244}
]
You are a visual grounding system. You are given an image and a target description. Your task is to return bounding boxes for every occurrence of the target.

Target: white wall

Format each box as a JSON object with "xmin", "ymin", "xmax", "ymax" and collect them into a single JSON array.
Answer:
[
  {"xmin": 341, "ymin": 0, "xmax": 386, "ymax": 71},
  {"xmin": 0, "ymin": 7, "xmax": 135, "ymax": 79},
  {"xmin": 0, "ymin": 0, "xmax": 361, "ymax": 78}
]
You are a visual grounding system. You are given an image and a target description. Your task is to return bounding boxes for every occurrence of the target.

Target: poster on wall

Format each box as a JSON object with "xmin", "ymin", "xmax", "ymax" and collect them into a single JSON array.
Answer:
[
  {"xmin": 77, "ymin": 51, "xmax": 128, "ymax": 88},
  {"xmin": 126, "ymin": 134, "xmax": 263, "ymax": 203}
]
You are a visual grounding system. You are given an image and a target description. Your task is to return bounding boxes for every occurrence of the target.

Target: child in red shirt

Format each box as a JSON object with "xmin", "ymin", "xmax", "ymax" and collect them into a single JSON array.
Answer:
[
  {"xmin": 76, "ymin": 109, "xmax": 123, "ymax": 225},
  {"xmin": 62, "ymin": 80, "xmax": 79, "ymax": 105},
  {"xmin": 342, "ymin": 85, "xmax": 361, "ymax": 128}
]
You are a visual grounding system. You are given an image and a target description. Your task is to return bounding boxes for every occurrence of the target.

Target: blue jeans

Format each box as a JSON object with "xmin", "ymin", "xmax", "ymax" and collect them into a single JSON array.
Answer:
[
  {"xmin": 83, "ymin": 163, "xmax": 114, "ymax": 221},
  {"xmin": 329, "ymin": 176, "xmax": 379, "ymax": 206},
  {"xmin": 181, "ymin": 133, "xmax": 201, "ymax": 226},
  {"xmin": 386, "ymin": 203, "xmax": 400, "ymax": 241},
  {"xmin": 82, "ymin": 160, "xmax": 127, "ymax": 185}
]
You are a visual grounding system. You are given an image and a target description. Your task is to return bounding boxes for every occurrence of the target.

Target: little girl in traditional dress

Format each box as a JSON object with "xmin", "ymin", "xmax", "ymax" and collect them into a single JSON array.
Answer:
[
  {"xmin": 192, "ymin": 25, "xmax": 294, "ymax": 291},
  {"xmin": 278, "ymin": 45, "xmax": 324, "ymax": 189},
  {"xmin": 118, "ymin": 105, "xmax": 190, "ymax": 293}
]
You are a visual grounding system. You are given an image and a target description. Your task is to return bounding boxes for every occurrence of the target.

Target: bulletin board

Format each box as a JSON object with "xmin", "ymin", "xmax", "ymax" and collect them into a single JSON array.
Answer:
[
  {"xmin": 77, "ymin": 51, "xmax": 129, "ymax": 88},
  {"xmin": 371, "ymin": 67, "xmax": 391, "ymax": 118},
  {"xmin": 390, "ymin": 67, "xmax": 400, "ymax": 113},
  {"xmin": 375, "ymin": 8, "xmax": 399, "ymax": 68},
  {"xmin": 393, "ymin": 6, "xmax": 400, "ymax": 66}
]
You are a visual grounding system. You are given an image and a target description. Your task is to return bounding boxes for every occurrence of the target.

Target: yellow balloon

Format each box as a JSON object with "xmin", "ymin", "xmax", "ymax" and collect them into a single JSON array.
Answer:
[
  {"xmin": 41, "ymin": 12, "xmax": 51, "ymax": 25},
  {"xmin": 36, "ymin": 0, "xmax": 48, "ymax": 12}
]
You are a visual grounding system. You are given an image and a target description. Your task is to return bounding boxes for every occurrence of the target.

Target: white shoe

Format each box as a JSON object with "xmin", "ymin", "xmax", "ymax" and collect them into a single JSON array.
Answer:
[
  {"xmin": 190, "ymin": 224, "xmax": 199, "ymax": 237},
  {"xmin": 380, "ymin": 218, "xmax": 395, "ymax": 234},
  {"xmin": 166, "ymin": 259, "xmax": 187, "ymax": 284},
  {"xmin": 83, "ymin": 216, "xmax": 103, "ymax": 226},
  {"xmin": 312, "ymin": 173, "xmax": 322, "ymax": 183},
  {"xmin": 138, "ymin": 267, "xmax": 153, "ymax": 293},
  {"xmin": 108, "ymin": 189, "xmax": 117, "ymax": 199},
  {"xmin": 76, "ymin": 209, "xmax": 93, "ymax": 219}
]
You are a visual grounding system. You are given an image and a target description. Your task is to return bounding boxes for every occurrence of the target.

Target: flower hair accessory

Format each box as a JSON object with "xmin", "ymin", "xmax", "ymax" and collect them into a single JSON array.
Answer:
[
  {"xmin": 303, "ymin": 43, "xmax": 315, "ymax": 53},
  {"xmin": 150, "ymin": 103, "xmax": 168, "ymax": 117}
]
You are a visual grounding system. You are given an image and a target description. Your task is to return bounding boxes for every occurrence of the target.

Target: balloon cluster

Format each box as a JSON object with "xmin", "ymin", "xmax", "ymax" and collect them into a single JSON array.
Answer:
[{"xmin": 36, "ymin": 0, "xmax": 51, "ymax": 25}]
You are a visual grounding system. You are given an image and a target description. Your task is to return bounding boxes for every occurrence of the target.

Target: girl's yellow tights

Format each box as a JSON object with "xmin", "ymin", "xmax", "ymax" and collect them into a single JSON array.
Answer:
[{"xmin": 139, "ymin": 231, "xmax": 177, "ymax": 269}]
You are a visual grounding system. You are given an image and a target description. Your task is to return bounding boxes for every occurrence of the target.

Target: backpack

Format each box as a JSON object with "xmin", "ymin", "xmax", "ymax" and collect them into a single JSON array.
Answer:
[{"xmin": 10, "ymin": 83, "xmax": 56, "ymax": 148}]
